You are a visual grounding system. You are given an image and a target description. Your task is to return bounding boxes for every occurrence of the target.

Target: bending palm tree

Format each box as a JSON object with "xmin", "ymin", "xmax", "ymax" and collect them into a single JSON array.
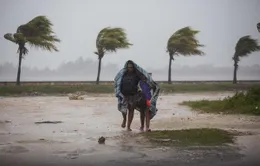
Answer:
[
  {"xmin": 233, "ymin": 36, "xmax": 260, "ymax": 84},
  {"xmin": 166, "ymin": 26, "xmax": 204, "ymax": 84},
  {"xmin": 4, "ymin": 16, "xmax": 60, "ymax": 85},
  {"xmin": 95, "ymin": 27, "xmax": 132, "ymax": 84}
]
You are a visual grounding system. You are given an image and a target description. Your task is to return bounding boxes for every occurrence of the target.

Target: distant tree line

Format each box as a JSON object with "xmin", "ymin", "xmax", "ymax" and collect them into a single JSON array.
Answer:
[{"xmin": 4, "ymin": 16, "xmax": 260, "ymax": 85}]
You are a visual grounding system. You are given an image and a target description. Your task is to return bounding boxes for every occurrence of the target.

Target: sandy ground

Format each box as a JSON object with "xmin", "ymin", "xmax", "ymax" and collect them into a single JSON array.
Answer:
[{"xmin": 0, "ymin": 92, "xmax": 260, "ymax": 166}]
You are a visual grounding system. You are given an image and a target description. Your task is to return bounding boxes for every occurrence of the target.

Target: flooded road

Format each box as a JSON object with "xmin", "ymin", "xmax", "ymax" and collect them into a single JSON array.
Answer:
[{"xmin": 0, "ymin": 92, "xmax": 260, "ymax": 166}]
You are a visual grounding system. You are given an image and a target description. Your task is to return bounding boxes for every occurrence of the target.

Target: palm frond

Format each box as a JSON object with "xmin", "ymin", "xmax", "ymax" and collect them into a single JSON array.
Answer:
[
  {"xmin": 17, "ymin": 16, "xmax": 54, "ymax": 37},
  {"xmin": 26, "ymin": 35, "xmax": 60, "ymax": 52},
  {"xmin": 96, "ymin": 27, "xmax": 110, "ymax": 48},
  {"xmin": 167, "ymin": 26, "xmax": 204, "ymax": 56},
  {"xmin": 176, "ymin": 47, "xmax": 205, "ymax": 56},
  {"xmin": 13, "ymin": 33, "xmax": 27, "ymax": 43},
  {"xmin": 4, "ymin": 33, "xmax": 17, "ymax": 43},
  {"xmin": 95, "ymin": 27, "xmax": 132, "ymax": 55},
  {"xmin": 173, "ymin": 26, "xmax": 199, "ymax": 37},
  {"xmin": 27, "ymin": 38, "xmax": 59, "ymax": 52},
  {"xmin": 39, "ymin": 35, "xmax": 60, "ymax": 42},
  {"xmin": 15, "ymin": 15, "xmax": 60, "ymax": 52},
  {"xmin": 234, "ymin": 35, "xmax": 260, "ymax": 58},
  {"xmin": 17, "ymin": 46, "xmax": 29, "ymax": 59},
  {"xmin": 4, "ymin": 15, "xmax": 60, "ymax": 60}
]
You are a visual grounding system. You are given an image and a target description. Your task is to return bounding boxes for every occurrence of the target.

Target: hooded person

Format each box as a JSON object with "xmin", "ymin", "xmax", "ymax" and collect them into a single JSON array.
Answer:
[{"xmin": 114, "ymin": 60, "xmax": 160, "ymax": 131}]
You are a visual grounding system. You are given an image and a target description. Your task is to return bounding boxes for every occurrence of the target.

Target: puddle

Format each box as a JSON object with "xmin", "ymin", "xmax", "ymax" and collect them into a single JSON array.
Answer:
[
  {"xmin": 1, "ymin": 145, "xmax": 29, "ymax": 154},
  {"xmin": 17, "ymin": 139, "xmax": 69, "ymax": 144},
  {"xmin": 0, "ymin": 120, "xmax": 12, "ymax": 124},
  {"xmin": 35, "ymin": 121, "xmax": 63, "ymax": 124}
]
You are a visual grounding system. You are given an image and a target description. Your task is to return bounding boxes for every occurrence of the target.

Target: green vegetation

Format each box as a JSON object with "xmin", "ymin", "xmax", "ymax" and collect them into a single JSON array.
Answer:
[
  {"xmin": 139, "ymin": 128, "xmax": 234, "ymax": 146},
  {"xmin": 4, "ymin": 16, "xmax": 60, "ymax": 86},
  {"xmin": 166, "ymin": 27, "xmax": 204, "ymax": 84},
  {"xmin": 0, "ymin": 83, "xmax": 259, "ymax": 96},
  {"xmin": 0, "ymin": 84, "xmax": 112, "ymax": 96},
  {"xmin": 160, "ymin": 83, "xmax": 254, "ymax": 92},
  {"xmin": 95, "ymin": 27, "xmax": 132, "ymax": 85},
  {"xmin": 181, "ymin": 86, "xmax": 260, "ymax": 115},
  {"xmin": 232, "ymin": 36, "xmax": 260, "ymax": 84}
]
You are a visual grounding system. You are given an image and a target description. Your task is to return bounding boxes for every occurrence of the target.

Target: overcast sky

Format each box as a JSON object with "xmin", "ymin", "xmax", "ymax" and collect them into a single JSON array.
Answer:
[{"xmin": 1, "ymin": 0, "xmax": 260, "ymax": 70}]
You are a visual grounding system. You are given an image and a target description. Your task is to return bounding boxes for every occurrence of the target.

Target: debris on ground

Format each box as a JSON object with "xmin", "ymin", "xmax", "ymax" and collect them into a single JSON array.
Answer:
[
  {"xmin": 98, "ymin": 136, "xmax": 106, "ymax": 144},
  {"xmin": 68, "ymin": 93, "xmax": 84, "ymax": 100},
  {"xmin": 0, "ymin": 120, "xmax": 12, "ymax": 124},
  {"xmin": 35, "ymin": 121, "xmax": 63, "ymax": 124},
  {"xmin": 22, "ymin": 92, "xmax": 41, "ymax": 96}
]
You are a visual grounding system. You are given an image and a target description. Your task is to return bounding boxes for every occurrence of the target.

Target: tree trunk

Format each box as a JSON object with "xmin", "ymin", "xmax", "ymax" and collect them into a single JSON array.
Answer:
[
  {"xmin": 16, "ymin": 49, "xmax": 23, "ymax": 86},
  {"xmin": 233, "ymin": 59, "xmax": 238, "ymax": 84},
  {"xmin": 96, "ymin": 57, "xmax": 102, "ymax": 85},
  {"xmin": 168, "ymin": 54, "xmax": 173, "ymax": 84}
]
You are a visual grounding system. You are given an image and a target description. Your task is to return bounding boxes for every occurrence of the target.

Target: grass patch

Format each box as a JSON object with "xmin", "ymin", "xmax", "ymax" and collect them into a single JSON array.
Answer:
[
  {"xmin": 160, "ymin": 83, "xmax": 251, "ymax": 93},
  {"xmin": 0, "ymin": 83, "xmax": 259, "ymax": 96},
  {"xmin": 139, "ymin": 128, "xmax": 234, "ymax": 147},
  {"xmin": 0, "ymin": 84, "xmax": 113, "ymax": 96},
  {"xmin": 181, "ymin": 86, "xmax": 260, "ymax": 115}
]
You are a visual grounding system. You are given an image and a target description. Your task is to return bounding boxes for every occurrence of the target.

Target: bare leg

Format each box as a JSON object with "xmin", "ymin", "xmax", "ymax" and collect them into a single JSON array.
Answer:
[
  {"xmin": 127, "ymin": 109, "xmax": 134, "ymax": 131},
  {"xmin": 121, "ymin": 112, "xmax": 127, "ymax": 128},
  {"xmin": 140, "ymin": 110, "xmax": 145, "ymax": 131},
  {"xmin": 145, "ymin": 109, "xmax": 151, "ymax": 132}
]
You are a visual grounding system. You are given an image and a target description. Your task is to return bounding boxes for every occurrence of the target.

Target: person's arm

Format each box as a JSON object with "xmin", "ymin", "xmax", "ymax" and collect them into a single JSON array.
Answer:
[
  {"xmin": 141, "ymin": 83, "xmax": 152, "ymax": 107},
  {"xmin": 137, "ymin": 81, "xmax": 142, "ymax": 92},
  {"xmin": 145, "ymin": 84, "xmax": 152, "ymax": 107},
  {"xmin": 145, "ymin": 83, "xmax": 152, "ymax": 100}
]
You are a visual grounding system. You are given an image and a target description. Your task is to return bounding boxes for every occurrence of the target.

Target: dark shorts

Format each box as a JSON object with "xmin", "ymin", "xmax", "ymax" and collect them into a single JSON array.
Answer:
[{"xmin": 124, "ymin": 92, "xmax": 147, "ymax": 111}]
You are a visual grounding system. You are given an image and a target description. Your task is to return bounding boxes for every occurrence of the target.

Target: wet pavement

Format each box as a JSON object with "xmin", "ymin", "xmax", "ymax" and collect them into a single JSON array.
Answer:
[{"xmin": 0, "ymin": 92, "xmax": 260, "ymax": 166}]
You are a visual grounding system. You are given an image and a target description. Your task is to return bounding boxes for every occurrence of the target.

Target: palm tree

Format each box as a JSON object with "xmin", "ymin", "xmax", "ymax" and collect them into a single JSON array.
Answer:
[
  {"xmin": 4, "ymin": 16, "xmax": 60, "ymax": 85},
  {"xmin": 257, "ymin": 22, "xmax": 260, "ymax": 33},
  {"xmin": 233, "ymin": 35, "xmax": 260, "ymax": 84},
  {"xmin": 166, "ymin": 26, "xmax": 204, "ymax": 84},
  {"xmin": 94, "ymin": 27, "xmax": 132, "ymax": 84}
]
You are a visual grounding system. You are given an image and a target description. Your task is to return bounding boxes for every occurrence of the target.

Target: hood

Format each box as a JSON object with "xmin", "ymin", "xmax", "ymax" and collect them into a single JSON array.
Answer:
[{"xmin": 123, "ymin": 60, "xmax": 154, "ymax": 85}]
